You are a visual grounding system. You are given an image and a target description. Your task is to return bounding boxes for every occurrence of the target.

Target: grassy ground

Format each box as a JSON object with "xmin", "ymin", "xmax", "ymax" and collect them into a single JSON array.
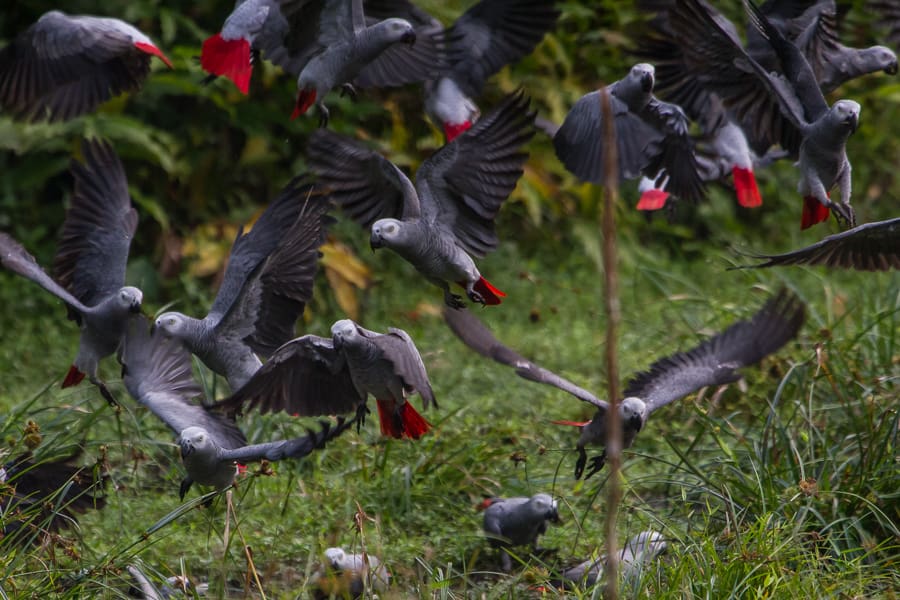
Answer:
[{"xmin": 0, "ymin": 189, "xmax": 897, "ymax": 598}]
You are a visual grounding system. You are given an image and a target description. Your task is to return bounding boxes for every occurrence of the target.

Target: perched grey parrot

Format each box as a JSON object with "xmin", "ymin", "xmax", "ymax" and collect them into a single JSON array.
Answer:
[
  {"xmin": 444, "ymin": 289, "xmax": 805, "ymax": 479},
  {"xmin": 0, "ymin": 451, "xmax": 107, "ymax": 541},
  {"xmin": 218, "ymin": 319, "xmax": 436, "ymax": 439},
  {"xmin": 737, "ymin": 216, "xmax": 900, "ymax": 270},
  {"xmin": 308, "ymin": 91, "xmax": 535, "ymax": 308},
  {"xmin": 0, "ymin": 11, "xmax": 171, "ymax": 122},
  {"xmin": 201, "ymin": 0, "xmax": 446, "ymax": 125},
  {"xmin": 0, "ymin": 140, "xmax": 142, "ymax": 405},
  {"xmin": 311, "ymin": 547, "xmax": 390, "ymax": 599},
  {"xmin": 482, "ymin": 493, "xmax": 560, "ymax": 572},
  {"xmin": 665, "ymin": 0, "xmax": 862, "ymax": 229},
  {"xmin": 121, "ymin": 316, "xmax": 354, "ymax": 500},
  {"xmin": 552, "ymin": 63, "xmax": 706, "ymax": 204},
  {"xmin": 153, "ymin": 178, "xmax": 331, "ymax": 393},
  {"xmin": 558, "ymin": 530, "xmax": 667, "ymax": 589},
  {"xmin": 361, "ymin": 0, "xmax": 559, "ymax": 141}
]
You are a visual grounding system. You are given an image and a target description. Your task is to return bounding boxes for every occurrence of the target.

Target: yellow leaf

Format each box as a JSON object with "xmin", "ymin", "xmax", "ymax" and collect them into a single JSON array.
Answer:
[
  {"xmin": 326, "ymin": 268, "xmax": 360, "ymax": 320},
  {"xmin": 320, "ymin": 239, "xmax": 372, "ymax": 289}
]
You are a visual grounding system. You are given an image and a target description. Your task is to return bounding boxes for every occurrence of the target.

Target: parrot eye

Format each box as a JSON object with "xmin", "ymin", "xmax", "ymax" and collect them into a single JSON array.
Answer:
[{"xmin": 386, "ymin": 224, "xmax": 397, "ymax": 234}]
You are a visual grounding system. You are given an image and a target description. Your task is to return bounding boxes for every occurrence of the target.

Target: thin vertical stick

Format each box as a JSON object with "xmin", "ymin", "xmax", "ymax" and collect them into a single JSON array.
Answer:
[{"xmin": 599, "ymin": 87, "xmax": 622, "ymax": 600}]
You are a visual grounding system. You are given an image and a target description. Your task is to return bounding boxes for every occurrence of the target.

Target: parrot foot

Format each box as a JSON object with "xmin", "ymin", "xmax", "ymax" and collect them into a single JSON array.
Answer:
[
  {"xmin": 584, "ymin": 451, "xmax": 608, "ymax": 480},
  {"xmin": 500, "ymin": 550, "xmax": 513, "ymax": 572},
  {"xmin": 574, "ymin": 447, "xmax": 588, "ymax": 479},
  {"xmin": 339, "ymin": 83, "xmax": 357, "ymax": 100},
  {"xmin": 355, "ymin": 403, "xmax": 370, "ymax": 432},
  {"xmin": 317, "ymin": 104, "xmax": 330, "ymax": 128},
  {"xmin": 92, "ymin": 377, "xmax": 118, "ymax": 408},
  {"xmin": 443, "ymin": 290, "xmax": 466, "ymax": 309},
  {"xmin": 466, "ymin": 288, "xmax": 486, "ymax": 306},
  {"xmin": 832, "ymin": 201, "xmax": 856, "ymax": 230}
]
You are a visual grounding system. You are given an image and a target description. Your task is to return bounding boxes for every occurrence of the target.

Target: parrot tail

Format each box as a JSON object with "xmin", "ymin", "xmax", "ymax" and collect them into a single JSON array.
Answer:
[
  {"xmin": 443, "ymin": 121, "xmax": 472, "ymax": 142},
  {"xmin": 376, "ymin": 399, "xmax": 431, "ymax": 440},
  {"xmin": 291, "ymin": 88, "xmax": 317, "ymax": 120},
  {"xmin": 801, "ymin": 196, "xmax": 830, "ymax": 230},
  {"xmin": 472, "ymin": 277, "xmax": 506, "ymax": 305},
  {"xmin": 200, "ymin": 34, "xmax": 252, "ymax": 94},
  {"xmin": 61, "ymin": 365, "xmax": 86, "ymax": 388},
  {"xmin": 551, "ymin": 419, "xmax": 590, "ymax": 427},
  {"xmin": 133, "ymin": 42, "xmax": 173, "ymax": 69},
  {"xmin": 636, "ymin": 188, "xmax": 669, "ymax": 211},
  {"xmin": 732, "ymin": 166, "xmax": 762, "ymax": 208}
]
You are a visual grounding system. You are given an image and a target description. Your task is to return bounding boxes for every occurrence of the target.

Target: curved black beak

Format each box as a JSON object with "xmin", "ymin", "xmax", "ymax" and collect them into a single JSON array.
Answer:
[
  {"xmin": 180, "ymin": 441, "xmax": 193, "ymax": 458},
  {"xmin": 370, "ymin": 233, "xmax": 383, "ymax": 252},
  {"xmin": 885, "ymin": 61, "xmax": 898, "ymax": 75},
  {"xmin": 332, "ymin": 334, "xmax": 344, "ymax": 351},
  {"xmin": 401, "ymin": 30, "xmax": 416, "ymax": 45},
  {"xmin": 640, "ymin": 72, "xmax": 653, "ymax": 92}
]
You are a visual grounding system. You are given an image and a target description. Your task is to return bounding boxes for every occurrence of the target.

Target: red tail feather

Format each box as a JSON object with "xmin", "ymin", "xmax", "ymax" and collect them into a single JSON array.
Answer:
[
  {"xmin": 291, "ymin": 88, "xmax": 317, "ymax": 119},
  {"xmin": 134, "ymin": 41, "xmax": 173, "ymax": 68},
  {"xmin": 800, "ymin": 195, "xmax": 830, "ymax": 230},
  {"xmin": 471, "ymin": 276, "xmax": 506, "ymax": 305},
  {"xmin": 636, "ymin": 189, "xmax": 669, "ymax": 211},
  {"xmin": 732, "ymin": 166, "xmax": 762, "ymax": 208},
  {"xmin": 443, "ymin": 121, "xmax": 471, "ymax": 142},
  {"xmin": 61, "ymin": 365, "xmax": 85, "ymax": 388},
  {"xmin": 551, "ymin": 419, "xmax": 590, "ymax": 427},
  {"xmin": 200, "ymin": 34, "xmax": 252, "ymax": 93},
  {"xmin": 376, "ymin": 399, "xmax": 430, "ymax": 439}
]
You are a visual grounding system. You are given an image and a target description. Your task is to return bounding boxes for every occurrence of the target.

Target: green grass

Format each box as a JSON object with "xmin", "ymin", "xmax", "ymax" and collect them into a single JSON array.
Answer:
[{"xmin": 0, "ymin": 203, "xmax": 897, "ymax": 598}]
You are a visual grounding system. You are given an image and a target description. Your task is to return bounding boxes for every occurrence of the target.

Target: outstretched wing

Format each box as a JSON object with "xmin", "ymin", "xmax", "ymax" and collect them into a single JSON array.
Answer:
[
  {"xmin": 307, "ymin": 129, "xmax": 420, "ymax": 227},
  {"xmin": 640, "ymin": 98, "xmax": 706, "ymax": 202},
  {"xmin": 417, "ymin": 90, "xmax": 535, "ymax": 257},
  {"xmin": 625, "ymin": 288, "xmax": 805, "ymax": 413},
  {"xmin": 219, "ymin": 417, "xmax": 354, "ymax": 462},
  {"xmin": 121, "ymin": 316, "xmax": 247, "ymax": 450},
  {"xmin": 215, "ymin": 334, "xmax": 362, "ymax": 417},
  {"xmin": 443, "ymin": 306, "xmax": 606, "ymax": 409},
  {"xmin": 0, "ymin": 233, "xmax": 88, "ymax": 314},
  {"xmin": 54, "ymin": 139, "xmax": 137, "ymax": 307},
  {"xmin": 364, "ymin": 326, "xmax": 436, "ymax": 408},
  {"xmin": 214, "ymin": 185, "xmax": 332, "ymax": 357},
  {"xmin": 206, "ymin": 175, "xmax": 308, "ymax": 326},
  {"xmin": 738, "ymin": 217, "xmax": 900, "ymax": 270}
]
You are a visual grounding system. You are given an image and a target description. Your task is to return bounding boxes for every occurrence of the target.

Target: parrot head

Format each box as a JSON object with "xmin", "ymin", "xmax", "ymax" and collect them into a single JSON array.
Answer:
[
  {"xmin": 331, "ymin": 319, "xmax": 359, "ymax": 350},
  {"xmin": 370, "ymin": 218, "xmax": 405, "ymax": 251},
  {"xmin": 830, "ymin": 100, "xmax": 860, "ymax": 134},
  {"xmin": 179, "ymin": 426, "xmax": 212, "ymax": 458},
  {"xmin": 874, "ymin": 46, "xmax": 898, "ymax": 74},
  {"xmin": 324, "ymin": 547, "xmax": 348, "ymax": 570},
  {"xmin": 621, "ymin": 397, "xmax": 648, "ymax": 432},
  {"xmin": 153, "ymin": 312, "xmax": 189, "ymax": 338},
  {"xmin": 530, "ymin": 493, "xmax": 560, "ymax": 523},
  {"xmin": 117, "ymin": 286, "xmax": 143, "ymax": 314},
  {"xmin": 631, "ymin": 63, "xmax": 655, "ymax": 93},
  {"xmin": 376, "ymin": 18, "xmax": 417, "ymax": 45}
]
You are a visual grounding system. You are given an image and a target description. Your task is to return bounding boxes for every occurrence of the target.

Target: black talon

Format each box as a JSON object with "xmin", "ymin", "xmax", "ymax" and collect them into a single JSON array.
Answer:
[
  {"xmin": 574, "ymin": 448, "xmax": 588, "ymax": 479},
  {"xmin": 584, "ymin": 452, "xmax": 607, "ymax": 480}
]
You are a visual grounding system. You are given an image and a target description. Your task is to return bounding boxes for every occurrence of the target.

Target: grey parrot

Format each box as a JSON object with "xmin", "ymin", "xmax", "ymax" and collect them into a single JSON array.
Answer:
[
  {"xmin": 552, "ymin": 63, "xmax": 706, "ymax": 204},
  {"xmin": 0, "ymin": 11, "xmax": 171, "ymax": 122},
  {"xmin": 361, "ymin": 0, "xmax": 560, "ymax": 141},
  {"xmin": 0, "ymin": 140, "xmax": 142, "ymax": 405},
  {"xmin": 737, "ymin": 216, "xmax": 900, "ymax": 270},
  {"xmin": 481, "ymin": 493, "xmax": 560, "ymax": 572},
  {"xmin": 311, "ymin": 547, "xmax": 390, "ymax": 599},
  {"xmin": 153, "ymin": 178, "xmax": 331, "ymax": 393},
  {"xmin": 665, "ymin": 0, "xmax": 862, "ymax": 229},
  {"xmin": 558, "ymin": 530, "xmax": 668, "ymax": 589},
  {"xmin": 120, "ymin": 316, "xmax": 354, "ymax": 500},
  {"xmin": 308, "ymin": 91, "xmax": 535, "ymax": 308},
  {"xmin": 444, "ymin": 289, "xmax": 805, "ymax": 479},
  {"xmin": 218, "ymin": 319, "xmax": 436, "ymax": 440},
  {"xmin": 201, "ymin": 0, "xmax": 447, "ymax": 125}
]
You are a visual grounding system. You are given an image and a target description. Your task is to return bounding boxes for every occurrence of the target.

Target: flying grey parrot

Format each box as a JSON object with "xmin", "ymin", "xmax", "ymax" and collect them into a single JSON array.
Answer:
[
  {"xmin": 218, "ymin": 318, "xmax": 436, "ymax": 440},
  {"xmin": 0, "ymin": 11, "xmax": 171, "ymax": 122},
  {"xmin": 153, "ymin": 178, "xmax": 331, "ymax": 393},
  {"xmin": 0, "ymin": 140, "xmax": 141, "ymax": 405},
  {"xmin": 308, "ymin": 91, "xmax": 535, "ymax": 308},
  {"xmin": 201, "ymin": 0, "xmax": 447, "ymax": 125},
  {"xmin": 552, "ymin": 62, "xmax": 706, "ymax": 204},
  {"xmin": 311, "ymin": 547, "xmax": 390, "ymax": 599},
  {"xmin": 558, "ymin": 530, "xmax": 667, "ymax": 589},
  {"xmin": 0, "ymin": 451, "xmax": 107, "ymax": 541},
  {"xmin": 737, "ymin": 216, "xmax": 900, "ymax": 270},
  {"xmin": 444, "ymin": 289, "xmax": 805, "ymax": 479},
  {"xmin": 360, "ymin": 0, "xmax": 560, "ymax": 141},
  {"xmin": 482, "ymin": 493, "xmax": 560, "ymax": 572},
  {"xmin": 120, "ymin": 316, "xmax": 354, "ymax": 500},
  {"xmin": 664, "ymin": 0, "xmax": 862, "ymax": 230}
]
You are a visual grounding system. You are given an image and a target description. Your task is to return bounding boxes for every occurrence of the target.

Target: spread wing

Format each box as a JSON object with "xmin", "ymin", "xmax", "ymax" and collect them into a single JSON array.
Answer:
[
  {"xmin": 215, "ymin": 334, "xmax": 362, "ymax": 417},
  {"xmin": 443, "ymin": 0, "xmax": 560, "ymax": 98},
  {"xmin": 265, "ymin": 0, "xmax": 358, "ymax": 74},
  {"xmin": 214, "ymin": 185, "xmax": 332, "ymax": 357},
  {"xmin": 0, "ymin": 233, "xmax": 88, "ymax": 314},
  {"xmin": 443, "ymin": 306, "xmax": 606, "ymax": 409},
  {"xmin": 0, "ymin": 12, "xmax": 158, "ymax": 122},
  {"xmin": 307, "ymin": 129, "xmax": 420, "ymax": 226},
  {"xmin": 417, "ymin": 90, "xmax": 535, "ymax": 257},
  {"xmin": 738, "ymin": 217, "xmax": 900, "ymax": 270},
  {"xmin": 363, "ymin": 326, "xmax": 435, "ymax": 408},
  {"xmin": 206, "ymin": 175, "xmax": 308, "ymax": 327},
  {"xmin": 218, "ymin": 417, "xmax": 354, "ymax": 462},
  {"xmin": 121, "ymin": 316, "xmax": 247, "ymax": 450},
  {"xmin": 53, "ymin": 139, "xmax": 137, "ymax": 307},
  {"xmin": 639, "ymin": 98, "xmax": 706, "ymax": 202},
  {"xmin": 624, "ymin": 288, "xmax": 805, "ymax": 414}
]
